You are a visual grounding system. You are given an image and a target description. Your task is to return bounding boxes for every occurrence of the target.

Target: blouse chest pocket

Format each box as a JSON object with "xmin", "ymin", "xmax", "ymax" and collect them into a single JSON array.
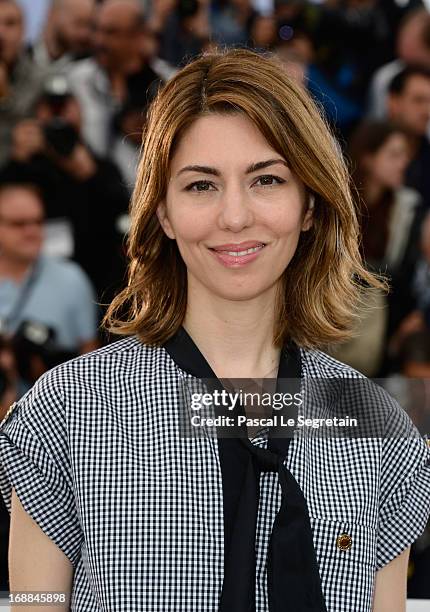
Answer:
[
  {"xmin": 311, "ymin": 516, "xmax": 377, "ymax": 567},
  {"xmin": 310, "ymin": 517, "xmax": 377, "ymax": 612}
]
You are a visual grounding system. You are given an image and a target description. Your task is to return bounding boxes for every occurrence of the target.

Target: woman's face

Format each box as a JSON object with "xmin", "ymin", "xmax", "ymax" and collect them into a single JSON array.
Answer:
[
  {"xmin": 156, "ymin": 113, "xmax": 313, "ymax": 303},
  {"xmin": 364, "ymin": 133, "xmax": 410, "ymax": 190}
]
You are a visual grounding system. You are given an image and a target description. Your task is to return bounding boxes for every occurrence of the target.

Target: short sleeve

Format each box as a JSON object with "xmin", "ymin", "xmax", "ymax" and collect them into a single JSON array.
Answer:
[
  {"xmin": 376, "ymin": 409, "xmax": 430, "ymax": 569},
  {"xmin": 0, "ymin": 367, "xmax": 83, "ymax": 567}
]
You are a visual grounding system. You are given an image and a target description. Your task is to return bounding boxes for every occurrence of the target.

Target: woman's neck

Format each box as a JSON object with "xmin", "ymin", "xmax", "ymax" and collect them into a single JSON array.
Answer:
[{"xmin": 183, "ymin": 284, "xmax": 281, "ymax": 379}]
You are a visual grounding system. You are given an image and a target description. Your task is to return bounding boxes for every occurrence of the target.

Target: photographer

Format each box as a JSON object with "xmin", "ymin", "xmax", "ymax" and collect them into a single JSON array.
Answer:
[
  {"xmin": 0, "ymin": 74, "xmax": 130, "ymax": 303},
  {"xmin": 68, "ymin": 0, "xmax": 171, "ymax": 183},
  {"xmin": 30, "ymin": 0, "xmax": 95, "ymax": 73},
  {"xmin": 0, "ymin": 183, "xmax": 99, "ymax": 356}
]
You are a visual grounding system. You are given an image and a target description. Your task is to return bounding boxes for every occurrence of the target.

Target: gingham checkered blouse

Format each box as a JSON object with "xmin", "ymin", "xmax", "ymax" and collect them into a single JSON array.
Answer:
[{"xmin": 0, "ymin": 334, "xmax": 429, "ymax": 611}]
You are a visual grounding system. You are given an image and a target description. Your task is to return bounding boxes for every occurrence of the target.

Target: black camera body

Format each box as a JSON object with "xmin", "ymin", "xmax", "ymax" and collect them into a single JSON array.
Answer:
[
  {"xmin": 39, "ymin": 74, "xmax": 80, "ymax": 157},
  {"xmin": 13, "ymin": 321, "xmax": 77, "ymax": 379},
  {"xmin": 43, "ymin": 118, "xmax": 80, "ymax": 157}
]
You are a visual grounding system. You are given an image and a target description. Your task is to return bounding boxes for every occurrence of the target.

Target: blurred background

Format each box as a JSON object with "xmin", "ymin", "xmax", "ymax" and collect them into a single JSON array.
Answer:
[{"xmin": 0, "ymin": 0, "xmax": 430, "ymax": 600}]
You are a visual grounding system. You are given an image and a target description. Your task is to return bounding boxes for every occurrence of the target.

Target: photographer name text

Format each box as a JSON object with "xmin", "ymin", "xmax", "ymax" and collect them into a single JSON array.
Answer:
[{"xmin": 189, "ymin": 414, "xmax": 358, "ymax": 429}]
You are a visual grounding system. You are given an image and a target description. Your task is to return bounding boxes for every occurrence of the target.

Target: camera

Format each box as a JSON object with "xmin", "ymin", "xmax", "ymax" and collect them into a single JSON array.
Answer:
[
  {"xmin": 43, "ymin": 118, "xmax": 80, "ymax": 157},
  {"xmin": 0, "ymin": 322, "xmax": 77, "ymax": 402},
  {"xmin": 12, "ymin": 321, "xmax": 77, "ymax": 382},
  {"xmin": 39, "ymin": 74, "xmax": 80, "ymax": 156}
]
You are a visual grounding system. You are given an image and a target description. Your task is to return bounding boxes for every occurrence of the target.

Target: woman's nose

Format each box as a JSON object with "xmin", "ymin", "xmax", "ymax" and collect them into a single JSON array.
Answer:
[{"xmin": 217, "ymin": 185, "xmax": 254, "ymax": 232}]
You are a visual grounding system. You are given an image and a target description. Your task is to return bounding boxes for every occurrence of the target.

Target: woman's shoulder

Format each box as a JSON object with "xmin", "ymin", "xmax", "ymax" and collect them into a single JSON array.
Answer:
[
  {"xmin": 299, "ymin": 346, "xmax": 419, "ymax": 438},
  {"xmin": 65, "ymin": 335, "xmax": 154, "ymax": 361},
  {"xmin": 46, "ymin": 335, "xmax": 169, "ymax": 377},
  {"xmin": 299, "ymin": 347, "xmax": 430, "ymax": 568},
  {"xmin": 0, "ymin": 337, "xmax": 172, "ymax": 429}
]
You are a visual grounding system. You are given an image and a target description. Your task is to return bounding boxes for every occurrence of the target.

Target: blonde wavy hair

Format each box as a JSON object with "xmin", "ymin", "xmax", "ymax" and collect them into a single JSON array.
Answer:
[{"xmin": 104, "ymin": 47, "xmax": 387, "ymax": 349}]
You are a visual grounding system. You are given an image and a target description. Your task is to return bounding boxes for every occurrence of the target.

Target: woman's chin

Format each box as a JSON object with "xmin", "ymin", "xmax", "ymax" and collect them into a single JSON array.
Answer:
[{"xmin": 203, "ymin": 283, "xmax": 277, "ymax": 303}]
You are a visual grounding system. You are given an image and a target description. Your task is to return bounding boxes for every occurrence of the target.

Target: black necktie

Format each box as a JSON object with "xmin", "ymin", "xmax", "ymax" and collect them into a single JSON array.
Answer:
[
  {"xmin": 220, "ymin": 437, "xmax": 327, "ymax": 611},
  {"xmin": 163, "ymin": 326, "xmax": 327, "ymax": 612}
]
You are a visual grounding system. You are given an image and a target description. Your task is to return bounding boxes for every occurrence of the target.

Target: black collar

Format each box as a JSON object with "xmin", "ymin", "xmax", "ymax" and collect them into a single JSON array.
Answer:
[
  {"xmin": 163, "ymin": 324, "xmax": 302, "ymax": 443},
  {"xmin": 162, "ymin": 324, "xmax": 301, "ymax": 388}
]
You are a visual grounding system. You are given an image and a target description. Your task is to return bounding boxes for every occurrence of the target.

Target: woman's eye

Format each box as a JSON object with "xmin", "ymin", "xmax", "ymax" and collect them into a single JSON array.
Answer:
[
  {"xmin": 185, "ymin": 180, "xmax": 215, "ymax": 192},
  {"xmin": 185, "ymin": 175, "xmax": 285, "ymax": 193},
  {"xmin": 254, "ymin": 175, "xmax": 286, "ymax": 187}
]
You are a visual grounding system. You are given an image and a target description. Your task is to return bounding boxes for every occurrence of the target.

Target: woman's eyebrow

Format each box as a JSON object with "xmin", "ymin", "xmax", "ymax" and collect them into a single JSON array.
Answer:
[{"xmin": 175, "ymin": 158, "xmax": 288, "ymax": 178}]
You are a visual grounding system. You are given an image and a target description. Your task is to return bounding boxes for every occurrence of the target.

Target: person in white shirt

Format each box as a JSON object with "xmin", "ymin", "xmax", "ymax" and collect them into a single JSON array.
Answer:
[
  {"xmin": 68, "ymin": 0, "xmax": 175, "ymax": 184},
  {"xmin": 31, "ymin": 0, "xmax": 95, "ymax": 74}
]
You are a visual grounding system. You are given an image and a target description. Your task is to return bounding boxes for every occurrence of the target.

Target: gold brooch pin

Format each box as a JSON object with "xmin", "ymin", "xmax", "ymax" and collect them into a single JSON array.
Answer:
[{"xmin": 336, "ymin": 533, "xmax": 352, "ymax": 551}]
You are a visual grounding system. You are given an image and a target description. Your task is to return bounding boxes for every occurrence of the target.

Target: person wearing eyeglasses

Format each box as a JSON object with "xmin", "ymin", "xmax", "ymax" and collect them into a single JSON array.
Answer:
[{"xmin": 0, "ymin": 182, "xmax": 99, "ymax": 356}]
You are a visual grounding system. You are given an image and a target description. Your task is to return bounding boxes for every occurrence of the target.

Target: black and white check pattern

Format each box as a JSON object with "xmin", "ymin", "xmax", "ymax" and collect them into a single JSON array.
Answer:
[{"xmin": 0, "ymin": 337, "xmax": 429, "ymax": 611}]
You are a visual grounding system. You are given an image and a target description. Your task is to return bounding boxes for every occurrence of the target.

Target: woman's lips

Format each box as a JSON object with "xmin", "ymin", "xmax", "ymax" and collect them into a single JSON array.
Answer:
[{"xmin": 209, "ymin": 243, "xmax": 266, "ymax": 267}]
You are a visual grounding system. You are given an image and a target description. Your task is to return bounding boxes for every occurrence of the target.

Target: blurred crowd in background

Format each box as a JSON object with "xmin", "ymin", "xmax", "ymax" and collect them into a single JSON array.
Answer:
[{"xmin": 1, "ymin": 0, "xmax": 430, "ymax": 600}]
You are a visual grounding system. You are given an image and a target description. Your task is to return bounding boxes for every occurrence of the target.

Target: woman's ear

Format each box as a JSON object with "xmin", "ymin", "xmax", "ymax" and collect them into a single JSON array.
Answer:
[
  {"xmin": 302, "ymin": 193, "xmax": 314, "ymax": 232},
  {"xmin": 156, "ymin": 200, "xmax": 176, "ymax": 239}
]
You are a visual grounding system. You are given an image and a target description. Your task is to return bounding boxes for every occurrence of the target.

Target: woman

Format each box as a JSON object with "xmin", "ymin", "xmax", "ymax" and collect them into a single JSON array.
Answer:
[
  {"xmin": 0, "ymin": 48, "xmax": 429, "ymax": 612},
  {"xmin": 348, "ymin": 120, "xmax": 423, "ymax": 277},
  {"xmin": 329, "ymin": 119, "xmax": 426, "ymax": 376}
]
